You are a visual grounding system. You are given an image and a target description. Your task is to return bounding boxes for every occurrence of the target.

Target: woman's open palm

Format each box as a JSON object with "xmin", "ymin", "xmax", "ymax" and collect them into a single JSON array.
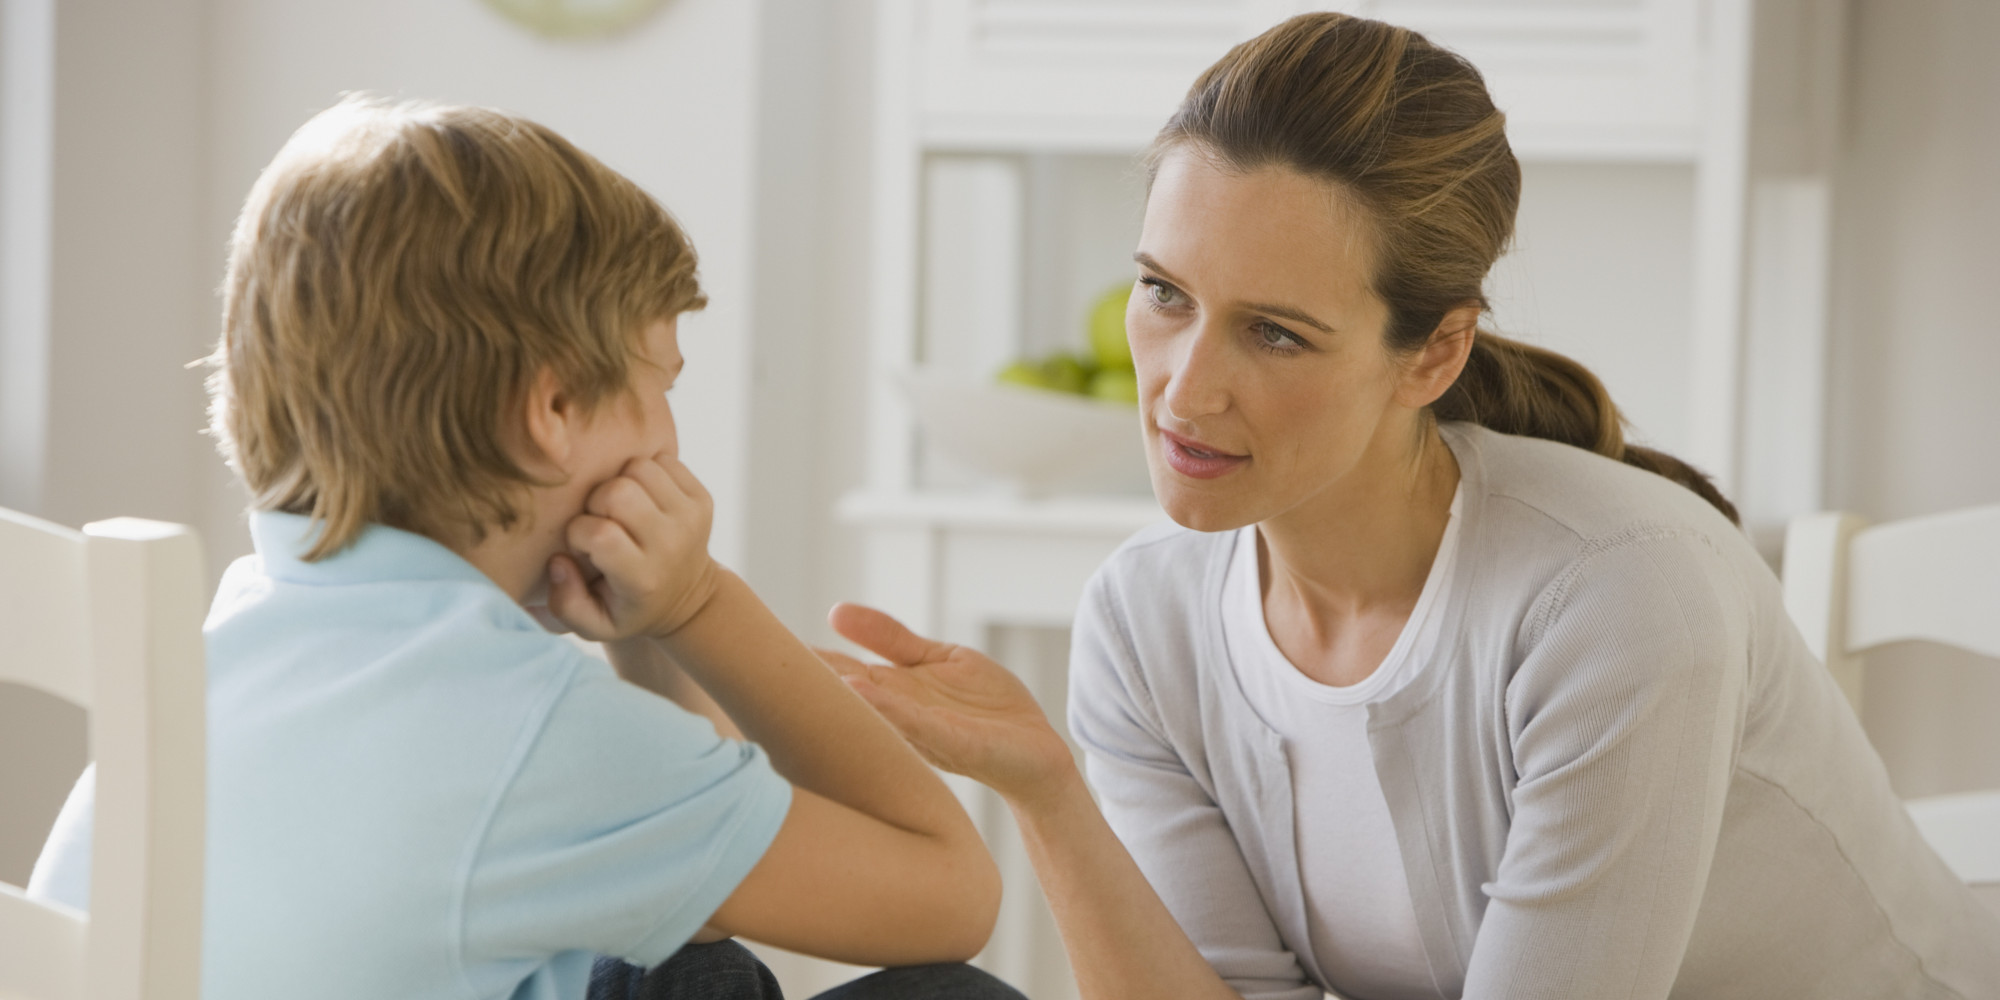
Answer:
[{"xmin": 823, "ymin": 603, "xmax": 1073, "ymax": 802}]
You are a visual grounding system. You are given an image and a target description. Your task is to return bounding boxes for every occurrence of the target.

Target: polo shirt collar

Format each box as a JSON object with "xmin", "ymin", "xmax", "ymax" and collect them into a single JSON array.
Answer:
[{"xmin": 249, "ymin": 511, "xmax": 498, "ymax": 589}]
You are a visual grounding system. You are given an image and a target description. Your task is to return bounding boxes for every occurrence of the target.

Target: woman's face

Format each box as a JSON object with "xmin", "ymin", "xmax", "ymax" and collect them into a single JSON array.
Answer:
[{"xmin": 1130, "ymin": 149, "xmax": 1424, "ymax": 532}]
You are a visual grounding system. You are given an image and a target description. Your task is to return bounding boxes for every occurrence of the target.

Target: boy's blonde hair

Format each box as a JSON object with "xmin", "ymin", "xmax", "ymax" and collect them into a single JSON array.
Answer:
[{"xmin": 210, "ymin": 94, "xmax": 705, "ymax": 560}]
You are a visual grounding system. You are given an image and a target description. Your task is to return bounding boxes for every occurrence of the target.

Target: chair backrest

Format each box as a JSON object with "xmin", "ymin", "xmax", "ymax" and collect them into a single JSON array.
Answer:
[
  {"xmin": 0, "ymin": 508, "xmax": 206, "ymax": 1000},
  {"xmin": 1782, "ymin": 504, "xmax": 2000, "ymax": 885},
  {"xmin": 1782, "ymin": 504, "xmax": 2000, "ymax": 712}
]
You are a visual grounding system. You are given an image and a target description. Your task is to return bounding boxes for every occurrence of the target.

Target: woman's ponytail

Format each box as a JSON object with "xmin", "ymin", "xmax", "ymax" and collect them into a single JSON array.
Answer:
[
  {"xmin": 1435, "ymin": 332, "xmax": 1738, "ymax": 523},
  {"xmin": 1153, "ymin": 12, "xmax": 1737, "ymax": 524}
]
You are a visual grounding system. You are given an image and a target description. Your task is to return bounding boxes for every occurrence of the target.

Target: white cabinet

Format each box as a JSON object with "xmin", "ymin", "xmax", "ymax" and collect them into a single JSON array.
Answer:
[
  {"xmin": 914, "ymin": 1, "xmax": 1294, "ymax": 151},
  {"xmin": 841, "ymin": 0, "xmax": 1843, "ymax": 992},
  {"xmin": 914, "ymin": 0, "xmax": 1707, "ymax": 157}
]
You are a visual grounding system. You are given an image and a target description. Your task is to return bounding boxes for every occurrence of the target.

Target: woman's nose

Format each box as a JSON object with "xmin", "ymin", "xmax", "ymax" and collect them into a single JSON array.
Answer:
[{"xmin": 1161, "ymin": 323, "xmax": 1232, "ymax": 422}]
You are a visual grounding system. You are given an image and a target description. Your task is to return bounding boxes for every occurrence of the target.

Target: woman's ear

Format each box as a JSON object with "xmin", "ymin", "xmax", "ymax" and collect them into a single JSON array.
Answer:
[
  {"xmin": 1397, "ymin": 305, "xmax": 1481, "ymax": 409},
  {"xmin": 520, "ymin": 367, "xmax": 575, "ymax": 474}
]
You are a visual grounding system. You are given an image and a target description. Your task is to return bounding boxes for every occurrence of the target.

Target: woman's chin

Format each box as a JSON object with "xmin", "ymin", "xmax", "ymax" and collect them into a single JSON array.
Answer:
[{"xmin": 1149, "ymin": 472, "xmax": 1260, "ymax": 534}]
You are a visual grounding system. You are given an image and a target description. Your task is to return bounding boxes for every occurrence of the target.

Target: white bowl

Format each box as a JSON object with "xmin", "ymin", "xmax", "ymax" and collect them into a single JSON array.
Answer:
[{"xmin": 900, "ymin": 368, "xmax": 1153, "ymax": 495}]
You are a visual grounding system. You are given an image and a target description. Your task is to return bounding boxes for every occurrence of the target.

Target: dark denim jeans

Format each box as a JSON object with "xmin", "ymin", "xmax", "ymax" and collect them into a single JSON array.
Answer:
[{"xmin": 587, "ymin": 940, "xmax": 1030, "ymax": 1000}]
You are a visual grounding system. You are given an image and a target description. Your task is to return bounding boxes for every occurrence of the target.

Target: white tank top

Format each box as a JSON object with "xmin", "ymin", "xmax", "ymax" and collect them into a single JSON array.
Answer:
[{"xmin": 1221, "ymin": 487, "xmax": 1462, "ymax": 1000}]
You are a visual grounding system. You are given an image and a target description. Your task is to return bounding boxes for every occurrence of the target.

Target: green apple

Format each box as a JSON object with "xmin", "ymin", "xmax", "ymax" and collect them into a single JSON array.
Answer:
[
  {"xmin": 1044, "ymin": 352, "xmax": 1094, "ymax": 395},
  {"xmin": 1089, "ymin": 368, "xmax": 1139, "ymax": 406},
  {"xmin": 997, "ymin": 354, "xmax": 1094, "ymax": 395},
  {"xmin": 1088, "ymin": 283, "xmax": 1134, "ymax": 372},
  {"xmin": 996, "ymin": 360, "xmax": 1055, "ymax": 391}
]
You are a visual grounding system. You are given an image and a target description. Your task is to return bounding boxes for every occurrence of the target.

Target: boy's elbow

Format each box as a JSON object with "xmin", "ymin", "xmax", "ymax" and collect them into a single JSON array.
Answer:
[
  {"xmin": 954, "ymin": 846, "xmax": 1005, "ymax": 960},
  {"xmin": 917, "ymin": 831, "xmax": 1003, "ymax": 963}
]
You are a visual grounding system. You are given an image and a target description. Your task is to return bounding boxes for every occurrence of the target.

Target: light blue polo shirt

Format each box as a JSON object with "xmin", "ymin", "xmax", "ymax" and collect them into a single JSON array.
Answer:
[{"xmin": 29, "ymin": 511, "xmax": 792, "ymax": 1000}]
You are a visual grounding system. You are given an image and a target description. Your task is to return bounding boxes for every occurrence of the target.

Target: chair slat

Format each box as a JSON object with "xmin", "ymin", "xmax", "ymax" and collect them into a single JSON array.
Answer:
[
  {"xmin": 0, "ymin": 507, "xmax": 90, "ymax": 706},
  {"xmin": 0, "ymin": 885, "xmax": 87, "ymax": 1000},
  {"xmin": 1782, "ymin": 512, "xmax": 1868, "ymax": 710},
  {"xmin": 1848, "ymin": 504, "xmax": 2000, "ymax": 658},
  {"xmin": 1906, "ymin": 791, "xmax": 2000, "ymax": 885},
  {"xmin": 83, "ymin": 520, "xmax": 207, "ymax": 1000}
]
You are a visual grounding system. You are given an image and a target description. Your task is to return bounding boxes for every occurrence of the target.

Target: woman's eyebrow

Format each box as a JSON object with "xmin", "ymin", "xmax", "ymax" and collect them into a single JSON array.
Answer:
[{"xmin": 1133, "ymin": 251, "xmax": 1336, "ymax": 334}]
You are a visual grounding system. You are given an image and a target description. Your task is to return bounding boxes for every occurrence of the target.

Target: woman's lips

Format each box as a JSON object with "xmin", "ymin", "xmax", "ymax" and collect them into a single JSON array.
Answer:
[{"xmin": 1159, "ymin": 429, "xmax": 1248, "ymax": 480}]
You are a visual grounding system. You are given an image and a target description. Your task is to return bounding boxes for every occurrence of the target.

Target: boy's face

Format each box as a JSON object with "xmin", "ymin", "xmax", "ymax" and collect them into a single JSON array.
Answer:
[
  {"xmin": 574, "ymin": 317, "xmax": 683, "ymax": 483},
  {"xmin": 475, "ymin": 316, "xmax": 688, "ymax": 608}
]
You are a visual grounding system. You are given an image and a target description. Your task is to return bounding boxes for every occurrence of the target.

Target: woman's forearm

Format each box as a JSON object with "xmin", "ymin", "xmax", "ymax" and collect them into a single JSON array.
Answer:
[
  {"xmin": 821, "ymin": 602, "xmax": 1241, "ymax": 994},
  {"xmin": 1009, "ymin": 769, "xmax": 1244, "ymax": 1000}
]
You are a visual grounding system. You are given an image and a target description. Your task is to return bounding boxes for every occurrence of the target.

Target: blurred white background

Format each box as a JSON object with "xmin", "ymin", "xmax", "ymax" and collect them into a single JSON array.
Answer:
[{"xmin": 2, "ymin": 0, "xmax": 1996, "ymax": 994}]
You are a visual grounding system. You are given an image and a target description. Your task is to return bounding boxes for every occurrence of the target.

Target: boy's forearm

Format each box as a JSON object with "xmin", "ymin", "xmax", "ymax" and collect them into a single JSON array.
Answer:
[
  {"xmin": 604, "ymin": 638, "xmax": 742, "ymax": 740},
  {"xmin": 657, "ymin": 571, "xmax": 972, "ymax": 840}
]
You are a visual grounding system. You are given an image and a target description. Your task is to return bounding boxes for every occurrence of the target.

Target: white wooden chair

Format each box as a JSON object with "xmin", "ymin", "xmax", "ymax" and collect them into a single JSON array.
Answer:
[
  {"xmin": 1783, "ymin": 504, "xmax": 2000, "ymax": 886},
  {"xmin": 0, "ymin": 507, "xmax": 206, "ymax": 1000}
]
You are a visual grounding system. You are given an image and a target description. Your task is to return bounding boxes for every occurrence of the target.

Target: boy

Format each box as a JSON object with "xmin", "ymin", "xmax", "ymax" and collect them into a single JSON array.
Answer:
[{"xmin": 29, "ymin": 95, "xmax": 1011, "ymax": 1000}]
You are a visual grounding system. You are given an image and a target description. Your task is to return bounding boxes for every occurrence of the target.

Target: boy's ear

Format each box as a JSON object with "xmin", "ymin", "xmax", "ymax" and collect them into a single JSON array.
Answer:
[
  {"xmin": 520, "ymin": 367, "xmax": 576, "ymax": 472},
  {"xmin": 1397, "ymin": 305, "xmax": 1480, "ymax": 409}
]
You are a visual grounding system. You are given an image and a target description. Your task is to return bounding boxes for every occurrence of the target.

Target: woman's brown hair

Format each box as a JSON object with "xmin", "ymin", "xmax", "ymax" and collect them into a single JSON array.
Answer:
[
  {"xmin": 1152, "ymin": 13, "xmax": 1738, "ymax": 523},
  {"xmin": 211, "ymin": 94, "xmax": 707, "ymax": 560}
]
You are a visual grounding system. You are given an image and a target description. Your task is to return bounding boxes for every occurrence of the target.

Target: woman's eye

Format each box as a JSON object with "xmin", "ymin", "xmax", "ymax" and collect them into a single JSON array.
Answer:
[
  {"xmin": 1143, "ymin": 279, "xmax": 1180, "ymax": 307},
  {"xmin": 1255, "ymin": 322, "xmax": 1302, "ymax": 352}
]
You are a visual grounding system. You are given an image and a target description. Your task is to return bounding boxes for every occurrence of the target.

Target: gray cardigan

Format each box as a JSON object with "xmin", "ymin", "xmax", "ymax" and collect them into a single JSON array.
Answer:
[{"xmin": 1067, "ymin": 423, "xmax": 2000, "ymax": 1000}]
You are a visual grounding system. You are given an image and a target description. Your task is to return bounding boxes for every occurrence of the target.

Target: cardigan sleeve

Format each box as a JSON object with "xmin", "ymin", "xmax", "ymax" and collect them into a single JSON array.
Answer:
[
  {"xmin": 1463, "ymin": 530, "xmax": 1750, "ymax": 999},
  {"xmin": 1068, "ymin": 572, "xmax": 1324, "ymax": 1000}
]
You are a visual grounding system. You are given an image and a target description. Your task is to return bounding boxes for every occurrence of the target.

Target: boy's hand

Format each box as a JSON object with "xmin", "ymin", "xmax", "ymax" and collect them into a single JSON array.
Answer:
[{"xmin": 544, "ymin": 452, "xmax": 721, "ymax": 641}]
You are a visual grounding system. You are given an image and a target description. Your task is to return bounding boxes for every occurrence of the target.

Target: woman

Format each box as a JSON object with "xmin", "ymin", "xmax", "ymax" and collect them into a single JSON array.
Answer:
[{"xmin": 823, "ymin": 12, "xmax": 2000, "ymax": 1000}]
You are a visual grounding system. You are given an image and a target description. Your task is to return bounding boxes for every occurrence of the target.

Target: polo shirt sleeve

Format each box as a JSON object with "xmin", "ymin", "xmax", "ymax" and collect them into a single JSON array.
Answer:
[{"xmin": 461, "ymin": 654, "xmax": 792, "ymax": 972}]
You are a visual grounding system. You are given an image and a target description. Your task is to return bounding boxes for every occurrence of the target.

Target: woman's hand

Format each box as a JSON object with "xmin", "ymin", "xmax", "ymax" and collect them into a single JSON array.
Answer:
[
  {"xmin": 545, "ymin": 451, "xmax": 721, "ymax": 641},
  {"xmin": 823, "ymin": 603, "xmax": 1077, "ymax": 806}
]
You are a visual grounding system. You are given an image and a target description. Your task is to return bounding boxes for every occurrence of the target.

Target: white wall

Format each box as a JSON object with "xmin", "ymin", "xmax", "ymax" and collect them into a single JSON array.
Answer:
[
  {"xmin": 1488, "ymin": 163, "xmax": 1697, "ymax": 457},
  {"xmin": 1825, "ymin": 0, "xmax": 2000, "ymax": 800}
]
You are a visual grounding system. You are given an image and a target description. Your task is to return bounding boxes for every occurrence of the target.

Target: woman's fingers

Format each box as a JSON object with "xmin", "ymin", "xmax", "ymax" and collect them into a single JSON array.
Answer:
[
  {"xmin": 828, "ymin": 603, "xmax": 956, "ymax": 667},
  {"xmin": 829, "ymin": 665, "xmax": 973, "ymax": 771},
  {"xmin": 814, "ymin": 646, "xmax": 874, "ymax": 679},
  {"xmin": 817, "ymin": 646, "xmax": 937, "ymax": 708},
  {"xmin": 863, "ymin": 696, "xmax": 970, "ymax": 773},
  {"xmin": 817, "ymin": 634, "xmax": 1068, "ymax": 792}
]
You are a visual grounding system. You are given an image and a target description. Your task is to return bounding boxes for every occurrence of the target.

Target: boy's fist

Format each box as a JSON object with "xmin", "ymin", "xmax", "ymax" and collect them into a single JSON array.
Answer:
[{"xmin": 545, "ymin": 452, "xmax": 721, "ymax": 641}]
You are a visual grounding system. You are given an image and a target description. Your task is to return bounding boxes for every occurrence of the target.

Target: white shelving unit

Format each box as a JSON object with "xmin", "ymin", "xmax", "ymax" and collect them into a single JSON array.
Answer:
[{"xmin": 840, "ymin": 1, "xmax": 1844, "ymax": 993}]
